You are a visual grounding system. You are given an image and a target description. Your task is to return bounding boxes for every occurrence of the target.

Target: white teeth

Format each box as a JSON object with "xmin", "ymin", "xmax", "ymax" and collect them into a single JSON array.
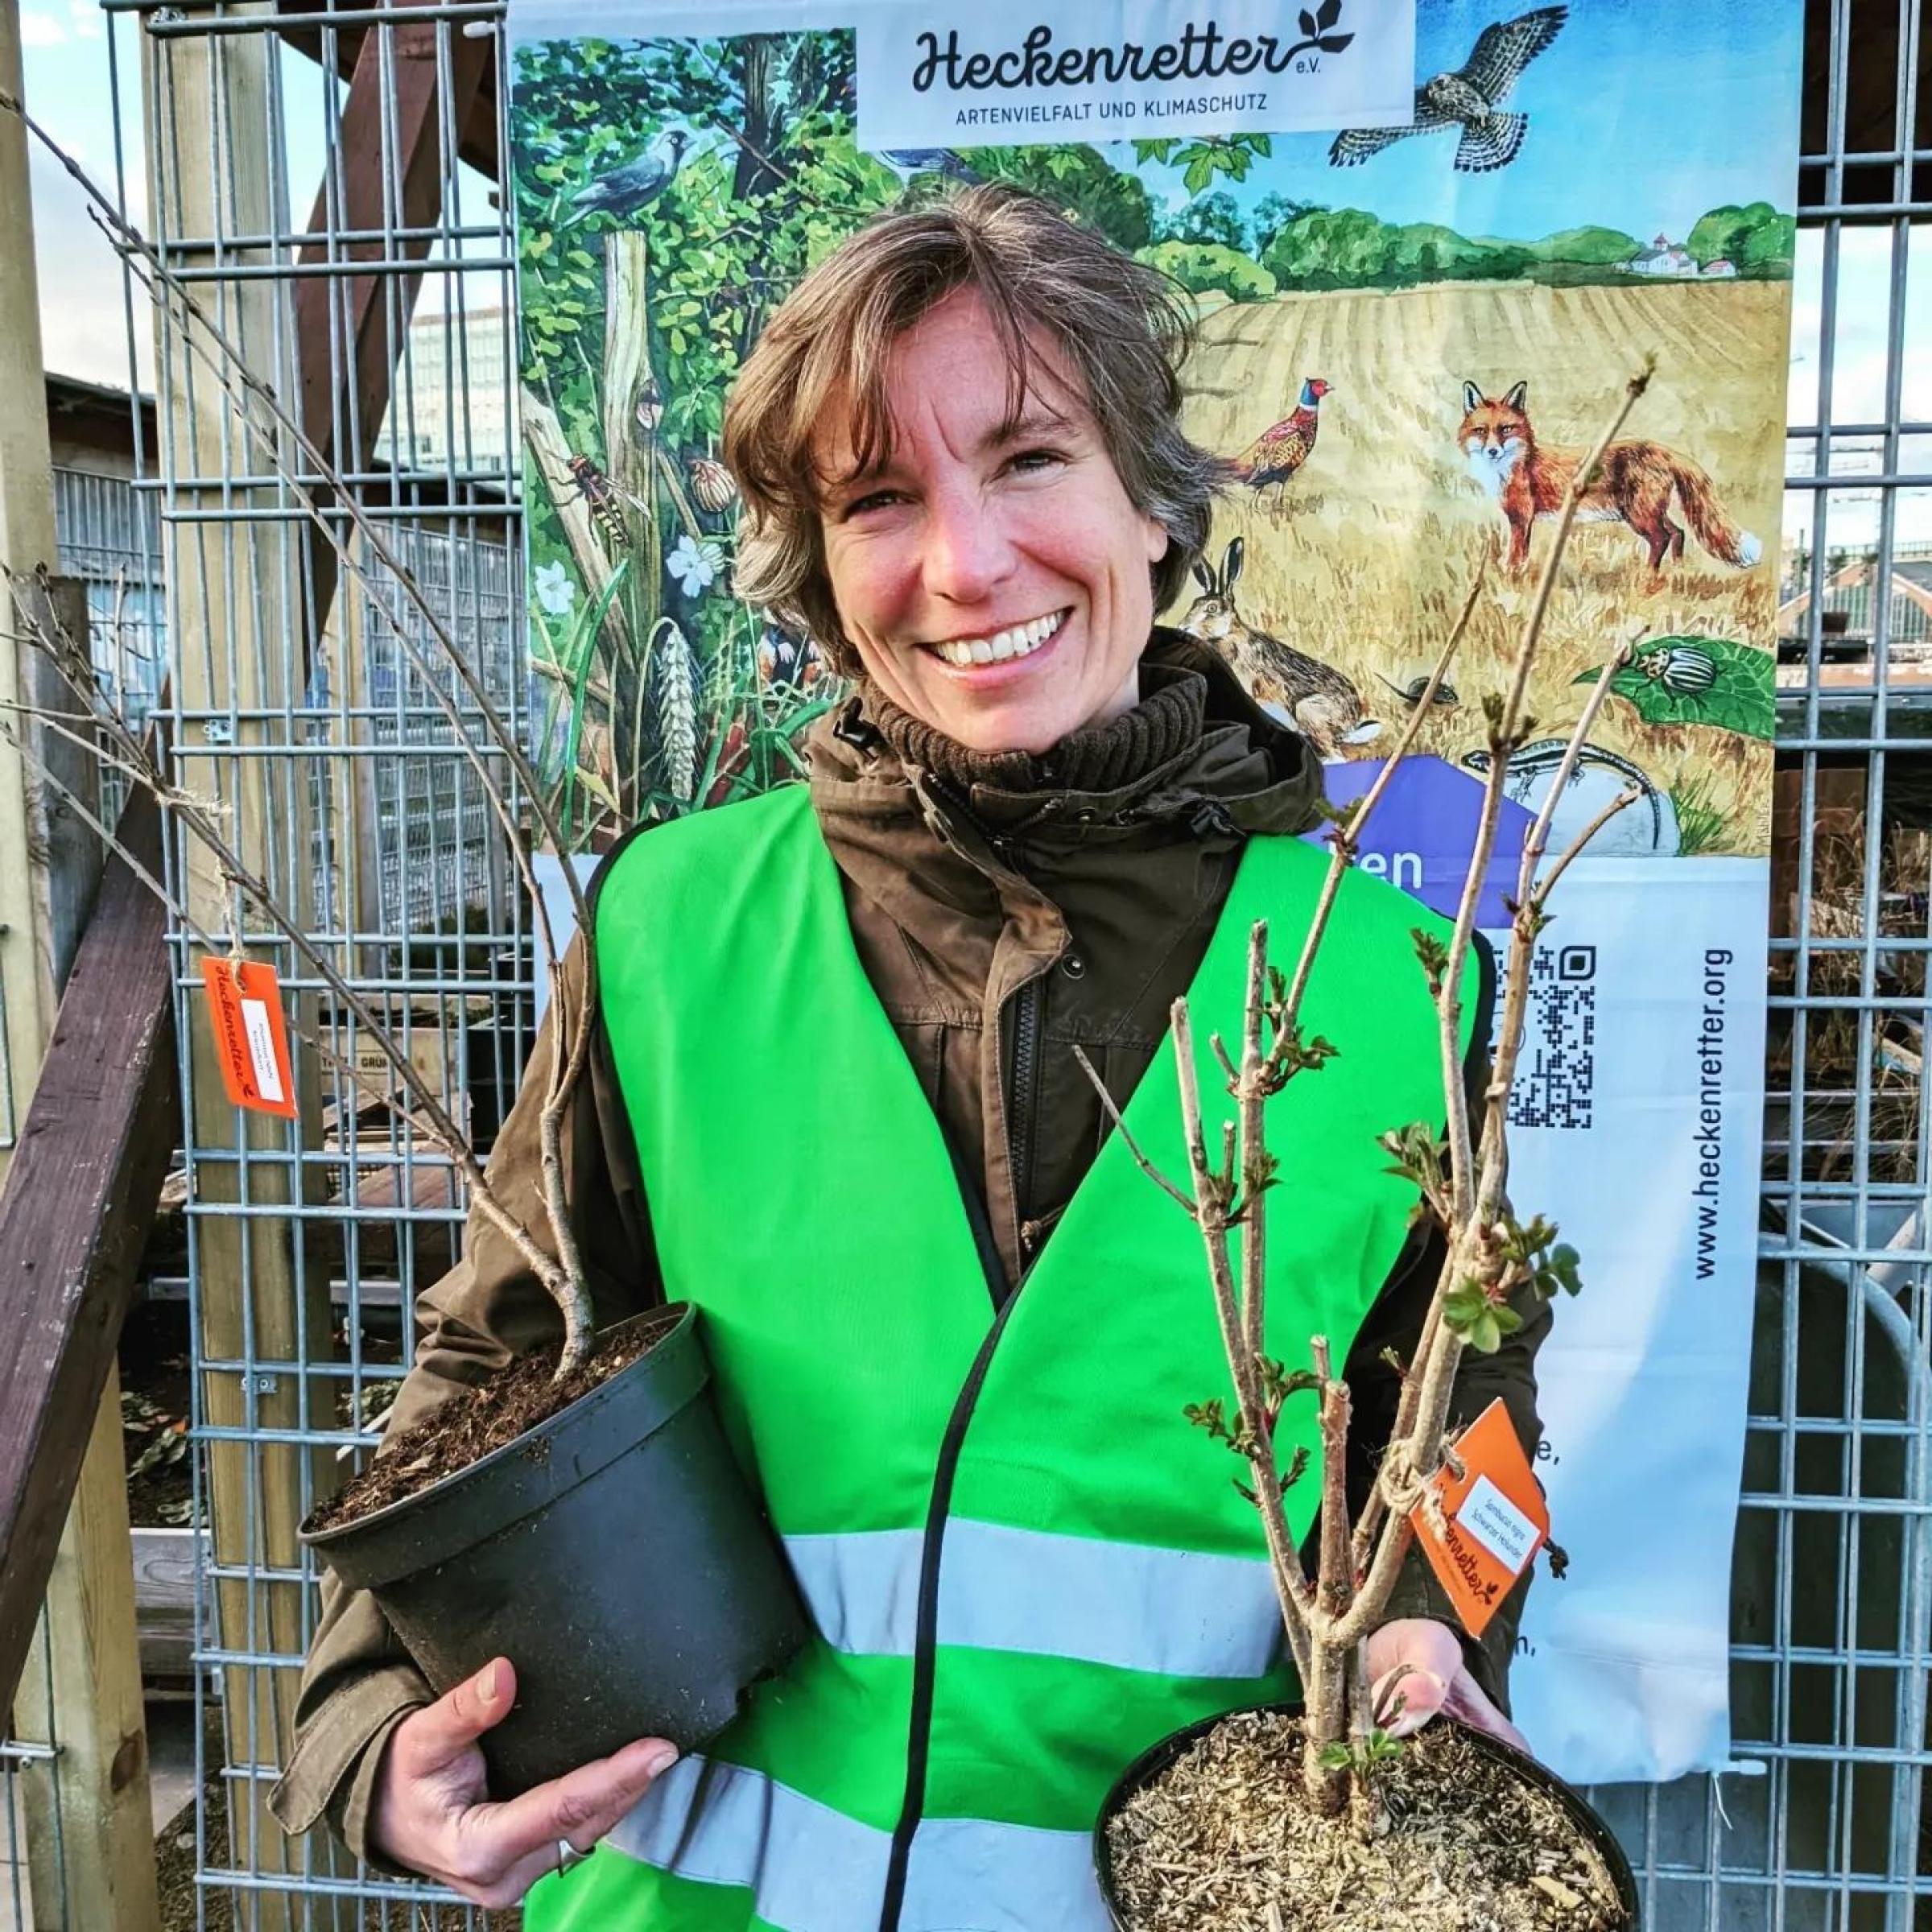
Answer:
[{"xmin": 929, "ymin": 610, "xmax": 1064, "ymax": 669}]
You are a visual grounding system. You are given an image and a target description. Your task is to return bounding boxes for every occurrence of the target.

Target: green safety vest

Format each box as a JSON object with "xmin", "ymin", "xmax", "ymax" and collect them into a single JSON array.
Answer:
[{"xmin": 530, "ymin": 782, "xmax": 1476, "ymax": 1932}]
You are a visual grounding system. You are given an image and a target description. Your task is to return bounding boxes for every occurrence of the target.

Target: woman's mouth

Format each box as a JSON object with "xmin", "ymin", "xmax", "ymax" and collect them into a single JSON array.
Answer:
[{"xmin": 923, "ymin": 609, "xmax": 1067, "ymax": 669}]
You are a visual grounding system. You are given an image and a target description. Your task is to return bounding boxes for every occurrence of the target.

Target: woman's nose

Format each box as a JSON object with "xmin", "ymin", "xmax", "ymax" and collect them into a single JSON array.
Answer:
[{"xmin": 920, "ymin": 490, "xmax": 1014, "ymax": 605}]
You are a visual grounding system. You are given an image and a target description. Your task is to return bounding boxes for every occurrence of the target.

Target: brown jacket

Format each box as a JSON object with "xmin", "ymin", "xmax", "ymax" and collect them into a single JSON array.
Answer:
[{"xmin": 271, "ymin": 633, "xmax": 1546, "ymax": 1863}]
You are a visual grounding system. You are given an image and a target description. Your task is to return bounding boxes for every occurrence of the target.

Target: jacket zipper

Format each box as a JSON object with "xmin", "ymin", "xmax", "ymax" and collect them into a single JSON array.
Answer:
[
  {"xmin": 877, "ymin": 1170, "xmax": 1032, "ymax": 1932},
  {"xmin": 1005, "ymin": 975, "xmax": 1043, "ymax": 1269}
]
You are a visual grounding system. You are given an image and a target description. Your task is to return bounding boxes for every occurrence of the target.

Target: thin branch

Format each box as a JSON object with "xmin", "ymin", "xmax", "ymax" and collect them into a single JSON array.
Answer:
[
  {"xmin": 1513, "ymin": 633, "xmax": 1636, "ymax": 910},
  {"xmin": 0, "ymin": 708, "xmax": 580, "ymax": 1311},
  {"xmin": 1070, "ymin": 1045, "xmax": 1194, "ymax": 1211},
  {"xmin": 1171, "ymin": 998, "xmax": 1317, "ymax": 1683},
  {"xmin": 1276, "ymin": 546, "xmax": 1489, "ymax": 1031},
  {"xmin": 1534, "ymin": 786, "xmax": 1639, "ymax": 905}
]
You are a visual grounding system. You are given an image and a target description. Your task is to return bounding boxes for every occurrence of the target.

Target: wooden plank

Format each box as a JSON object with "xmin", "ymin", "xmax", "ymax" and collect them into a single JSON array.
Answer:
[
  {"xmin": 131, "ymin": 1528, "xmax": 199, "ymax": 1685},
  {"xmin": 0, "ymin": 779, "xmax": 175, "ymax": 1704}
]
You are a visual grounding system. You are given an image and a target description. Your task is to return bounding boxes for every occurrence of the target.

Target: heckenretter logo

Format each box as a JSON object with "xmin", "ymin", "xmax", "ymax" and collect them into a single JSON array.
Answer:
[
  {"xmin": 910, "ymin": 0, "xmax": 1355, "ymax": 96},
  {"xmin": 858, "ymin": 0, "xmax": 1411, "ymax": 154}
]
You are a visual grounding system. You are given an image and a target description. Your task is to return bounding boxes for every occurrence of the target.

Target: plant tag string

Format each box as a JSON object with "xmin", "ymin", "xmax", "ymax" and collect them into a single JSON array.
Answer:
[
  {"xmin": 201, "ymin": 954, "xmax": 299, "ymax": 1119},
  {"xmin": 1407, "ymin": 1397, "xmax": 1548, "ymax": 1639}
]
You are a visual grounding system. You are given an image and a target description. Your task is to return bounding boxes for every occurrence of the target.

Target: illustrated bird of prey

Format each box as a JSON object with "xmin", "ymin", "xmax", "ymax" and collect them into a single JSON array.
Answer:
[
  {"xmin": 1229, "ymin": 378, "xmax": 1331, "ymax": 521},
  {"xmin": 1329, "ymin": 6, "xmax": 1567, "ymax": 174},
  {"xmin": 566, "ymin": 128, "xmax": 691, "ymax": 224}
]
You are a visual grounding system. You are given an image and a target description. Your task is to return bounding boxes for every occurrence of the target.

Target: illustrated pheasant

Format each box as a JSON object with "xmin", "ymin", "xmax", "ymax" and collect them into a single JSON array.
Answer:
[
  {"xmin": 1329, "ymin": 6, "xmax": 1567, "ymax": 174},
  {"xmin": 1229, "ymin": 377, "xmax": 1331, "ymax": 522}
]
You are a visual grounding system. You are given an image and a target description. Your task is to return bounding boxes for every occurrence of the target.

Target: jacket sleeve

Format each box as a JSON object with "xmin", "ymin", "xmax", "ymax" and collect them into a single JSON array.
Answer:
[
  {"xmin": 1340, "ymin": 1216, "xmax": 1550, "ymax": 1713},
  {"xmin": 269, "ymin": 935, "xmax": 660, "ymax": 1864}
]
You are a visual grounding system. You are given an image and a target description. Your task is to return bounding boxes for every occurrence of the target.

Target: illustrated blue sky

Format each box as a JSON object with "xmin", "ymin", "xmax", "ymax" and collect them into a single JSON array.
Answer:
[{"xmin": 1123, "ymin": 0, "xmax": 1806, "ymax": 246}]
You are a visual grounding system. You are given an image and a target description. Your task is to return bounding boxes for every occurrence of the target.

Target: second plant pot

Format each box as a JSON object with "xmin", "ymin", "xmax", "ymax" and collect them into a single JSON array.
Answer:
[
  {"xmin": 1093, "ymin": 1699, "xmax": 1640, "ymax": 1931},
  {"xmin": 302, "ymin": 1303, "xmax": 807, "ymax": 1796}
]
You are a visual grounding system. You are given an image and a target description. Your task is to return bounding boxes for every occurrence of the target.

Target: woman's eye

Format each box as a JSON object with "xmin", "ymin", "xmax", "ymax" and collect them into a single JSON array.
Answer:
[
  {"xmin": 841, "ymin": 489, "xmax": 904, "ymax": 519},
  {"xmin": 1007, "ymin": 448, "xmax": 1065, "ymax": 476}
]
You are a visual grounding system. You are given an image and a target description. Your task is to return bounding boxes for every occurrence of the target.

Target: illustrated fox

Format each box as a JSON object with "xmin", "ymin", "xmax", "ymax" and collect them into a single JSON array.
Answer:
[{"xmin": 1458, "ymin": 381, "xmax": 1763, "ymax": 576}]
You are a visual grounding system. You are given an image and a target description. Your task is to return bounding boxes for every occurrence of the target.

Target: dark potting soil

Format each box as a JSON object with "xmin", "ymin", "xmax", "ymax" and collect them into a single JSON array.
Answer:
[
  {"xmin": 306, "ymin": 1315, "xmax": 674, "ymax": 1533},
  {"xmin": 1106, "ymin": 1711, "xmax": 1626, "ymax": 1932}
]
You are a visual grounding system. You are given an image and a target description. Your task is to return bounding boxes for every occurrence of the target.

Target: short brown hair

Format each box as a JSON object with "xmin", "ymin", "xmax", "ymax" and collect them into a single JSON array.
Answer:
[{"xmin": 722, "ymin": 183, "xmax": 1220, "ymax": 671}]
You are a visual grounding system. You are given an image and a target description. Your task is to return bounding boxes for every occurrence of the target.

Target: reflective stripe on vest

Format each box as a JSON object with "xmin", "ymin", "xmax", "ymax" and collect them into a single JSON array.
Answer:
[
  {"xmin": 547, "ymin": 783, "xmax": 1485, "ymax": 1932},
  {"xmin": 786, "ymin": 1520, "xmax": 1284, "ymax": 1678},
  {"xmin": 608, "ymin": 1755, "xmax": 1111, "ymax": 1932}
]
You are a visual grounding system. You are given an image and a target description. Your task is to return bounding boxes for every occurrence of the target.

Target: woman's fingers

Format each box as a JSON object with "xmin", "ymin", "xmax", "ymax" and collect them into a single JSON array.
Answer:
[
  {"xmin": 1371, "ymin": 1661, "xmax": 1447, "ymax": 1736},
  {"xmin": 447, "ymin": 1736, "xmax": 679, "ymax": 1906},
  {"xmin": 1440, "ymin": 1666, "xmax": 1532, "ymax": 1756},
  {"xmin": 387, "ymin": 1657, "xmax": 518, "ymax": 1781},
  {"xmin": 1364, "ymin": 1616, "xmax": 1462, "ymax": 1735}
]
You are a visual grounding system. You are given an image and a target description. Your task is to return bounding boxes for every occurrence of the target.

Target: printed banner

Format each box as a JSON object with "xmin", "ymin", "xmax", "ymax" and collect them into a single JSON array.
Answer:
[
  {"xmin": 507, "ymin": 0, "xmax": 1801, "ymax": 1785},
  {"xmin": 856, "ymin": 0, "xmax": 1418, "ymax": 150}
]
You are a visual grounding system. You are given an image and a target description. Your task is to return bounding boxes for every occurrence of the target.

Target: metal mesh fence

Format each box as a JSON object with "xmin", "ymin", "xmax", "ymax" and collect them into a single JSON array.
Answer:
[
  {"xmin": 51, "ymin": 464, "xmax": 167, "ymax": 731},
  {"xmin": 68, "ymin": 0, "xmax": 1932, "ymax": 1925}
]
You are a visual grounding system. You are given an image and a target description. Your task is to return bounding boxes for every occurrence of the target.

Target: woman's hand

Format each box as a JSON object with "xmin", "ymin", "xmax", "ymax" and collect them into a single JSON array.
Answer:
[
  {"xmin": 369, "ymin": 1657, "xmax": 677, "ymax": 1907},
  {"xmin": 1364, "ymin": 1618, "xmax": 1530, "ymax": 1755}
]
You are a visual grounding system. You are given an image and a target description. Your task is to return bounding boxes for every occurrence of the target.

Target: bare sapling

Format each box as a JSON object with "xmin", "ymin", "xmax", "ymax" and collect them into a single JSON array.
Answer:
[
  {"xmin": 1082, "ymin": 364, "xmax": 1656, "ymax": 1820},
  {"xmin": 0, "ymin": 93, "xmax": 605, "ymax": 1383}
]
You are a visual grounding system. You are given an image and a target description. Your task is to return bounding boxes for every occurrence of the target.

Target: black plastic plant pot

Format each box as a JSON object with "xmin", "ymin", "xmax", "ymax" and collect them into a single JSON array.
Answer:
[
  {"xmin": 301, "ymin": 1304, "xmax": 807, "ymax": 1797},
  {"xmin": 1093, "ymin": 1700, "xmax": 1640, "ymax": 1931}
]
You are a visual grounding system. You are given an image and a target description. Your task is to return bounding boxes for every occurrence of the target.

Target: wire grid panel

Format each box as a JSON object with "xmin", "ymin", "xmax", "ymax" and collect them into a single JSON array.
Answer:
[
  {"xmin": 109, "ymin": 2, "xmax": 1930, "ymax": 1931},
  {"xmin": 115, "ymin": 0, "xmax": 528, "ymax": 1921}
]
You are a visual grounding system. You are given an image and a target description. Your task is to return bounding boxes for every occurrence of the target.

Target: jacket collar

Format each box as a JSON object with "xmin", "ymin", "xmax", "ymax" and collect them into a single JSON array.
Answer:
[{"xmin": 810, "ymin": 628, "xmax": 1323, "ymax": 847}]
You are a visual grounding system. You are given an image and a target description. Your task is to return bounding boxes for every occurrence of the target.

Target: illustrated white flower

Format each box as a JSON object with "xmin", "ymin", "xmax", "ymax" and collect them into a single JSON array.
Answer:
[
  {"xmin": 667, "ymin": 534, "xmax": 724, "ymax": 597},
  {"xmin": 535, "ymin": 560, "xmax": 577, "ymax": 617}
]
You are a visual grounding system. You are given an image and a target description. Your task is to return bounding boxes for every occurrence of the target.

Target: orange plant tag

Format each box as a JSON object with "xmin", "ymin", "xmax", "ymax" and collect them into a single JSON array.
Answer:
[
  {"xmin": 200, "ymin": 958, "xmax": 299, "ymax": 1119},
  {"xmin": 1407, "ymin": 1397, "xmax": 1549, "ymax": 1639}
]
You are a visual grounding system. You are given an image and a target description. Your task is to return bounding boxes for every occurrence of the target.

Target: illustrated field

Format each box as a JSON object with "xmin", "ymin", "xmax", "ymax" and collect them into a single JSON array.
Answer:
[{"xmin": 1169, "ymin": 277, "xmax": 1790, "ymax": 855}]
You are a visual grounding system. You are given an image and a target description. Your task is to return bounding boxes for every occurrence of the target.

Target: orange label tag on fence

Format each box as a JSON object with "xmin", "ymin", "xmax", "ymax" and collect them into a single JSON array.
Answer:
[
  {"xmin": 1408, "ymin": 1398, "xmax": 1548, "ymax": 1639},
  {"xmin": 200, "ymin": 959, "xmax": 298, "ymax": 1119}
]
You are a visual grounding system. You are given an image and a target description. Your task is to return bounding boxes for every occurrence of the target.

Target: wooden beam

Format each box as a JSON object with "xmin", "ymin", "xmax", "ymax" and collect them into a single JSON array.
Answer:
[
  {"xmin": 0, "ymin": 779, "xmax": 174, "ymax": 1703},
  {"xmin": 3, "ymin": 3, "xmax": 163, "ymax": 1922},
  {"xmin": 1, "ymin": 777, "xmax": 170, "ymax": 1932},
  {"xmin": 293, "ymin": 0, "xmax": 490, "ymax": 636},
  {"xmin": 145, "ymin": 18, "xmax": 341, "ymax": 1925},
  {"xmin": 273, "ymin": 0, "xmax": 499, "ymax": 181}
]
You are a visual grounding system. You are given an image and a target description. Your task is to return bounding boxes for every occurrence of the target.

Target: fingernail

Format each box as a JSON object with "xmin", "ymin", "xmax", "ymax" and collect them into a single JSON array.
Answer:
[
  {"xmin": 641, "ymin": 1744, "xmax": 679, "ymax": 1778},
  {"xmin": 479, "ymin": 1661, "xmax": 502, "ymax": 1705}
]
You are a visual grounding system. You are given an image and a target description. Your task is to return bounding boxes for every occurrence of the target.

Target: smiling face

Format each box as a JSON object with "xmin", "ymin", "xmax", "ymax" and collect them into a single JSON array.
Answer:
[{"xmin": 816, "ymin": 289, "xmax": 1170, "ymax": 756}]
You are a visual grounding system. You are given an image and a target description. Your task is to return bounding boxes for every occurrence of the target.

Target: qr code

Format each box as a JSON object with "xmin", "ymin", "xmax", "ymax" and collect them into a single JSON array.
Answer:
[{"xmin": 1495, "ymin": 943, "xmax": 1597, "ymax": 1131}]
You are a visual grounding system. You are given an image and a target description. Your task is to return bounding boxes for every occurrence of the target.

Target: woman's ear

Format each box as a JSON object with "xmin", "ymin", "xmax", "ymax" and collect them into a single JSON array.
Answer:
[{"xmin": 1145, "ymin": 515, "xmax": 1170, "ymax": 565}]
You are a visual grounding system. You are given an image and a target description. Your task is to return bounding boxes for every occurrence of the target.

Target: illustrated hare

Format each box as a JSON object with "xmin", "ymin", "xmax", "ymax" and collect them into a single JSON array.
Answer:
[{"xmin": 1180, "ymin": 539, "xmax": 1381, "ymax": 758}]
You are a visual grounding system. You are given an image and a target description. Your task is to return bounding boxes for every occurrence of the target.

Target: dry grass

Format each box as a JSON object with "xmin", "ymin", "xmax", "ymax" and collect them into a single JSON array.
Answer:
[{"xmin": 1165, "ymin": 278, "xmax": 1790, "ymax": 856}]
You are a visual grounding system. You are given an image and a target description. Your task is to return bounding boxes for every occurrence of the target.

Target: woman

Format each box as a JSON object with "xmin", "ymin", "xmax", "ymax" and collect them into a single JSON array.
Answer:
[{"xmin": 272, "ymin": 184, "xmax": 1543, "ymax": 1925}]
